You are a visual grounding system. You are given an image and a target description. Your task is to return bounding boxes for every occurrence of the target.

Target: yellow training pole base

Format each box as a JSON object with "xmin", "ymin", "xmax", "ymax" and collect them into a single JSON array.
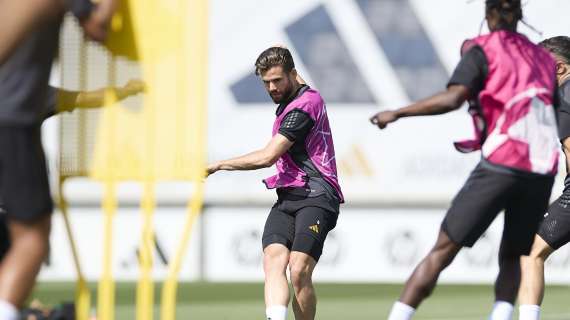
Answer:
[
  {"xmin": 76, "ymin": 279, "xmax": 91, "ymax": 320},
  {"xmin": 98, "ymin": 181, "xmax": 117, "ymax": 320},
  {"xmin": 160, "ymin": 183, "xmax": 205, "ymax": 320},
  {"xmin": 136, "ymin": 182, "xmax": 155, "ymax": 320}
]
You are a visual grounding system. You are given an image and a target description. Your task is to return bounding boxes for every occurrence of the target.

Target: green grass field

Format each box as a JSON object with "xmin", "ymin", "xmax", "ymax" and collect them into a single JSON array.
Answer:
[{"xmin": 31, "ymin": 282, "xmax": 570, "ymax": 319}]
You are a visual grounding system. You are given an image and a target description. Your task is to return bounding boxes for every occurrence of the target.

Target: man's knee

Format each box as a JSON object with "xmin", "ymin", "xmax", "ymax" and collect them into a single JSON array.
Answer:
[
  {"xmin": 289, "ymin": 253, "xmax": 315, "ymax": 290},
  {"xmin": 429, "ymin": 235, "xmax": 460, "ymax": 269},
  {"xmin": 526, "ymin": 236, "xmax": 554, "ymax": 261},
  {"xmin": 9, "ymin": 215, "xmax": 51, "ymax": 253},
  {"xmin": 263, "ymin": 244, "xmax": 289, "ymax": 275}
]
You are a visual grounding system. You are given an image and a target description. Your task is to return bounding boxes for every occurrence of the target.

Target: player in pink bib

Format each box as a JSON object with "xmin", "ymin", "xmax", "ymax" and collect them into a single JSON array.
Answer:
[
  {"xmin": 207, "ymin": 47, "xmax": 342, "ymax": 320},
  {"xmin": 370, "ymin": 1, "xmax": 559, "ymax": 320}
]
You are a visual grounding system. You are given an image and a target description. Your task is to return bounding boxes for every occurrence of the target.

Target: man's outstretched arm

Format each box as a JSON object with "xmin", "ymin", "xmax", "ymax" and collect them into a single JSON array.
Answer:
[
  {"xmin": 369, "ymin": 84, "xmax": 470, "ymax": 130},
  {"xmin": 207, "ymin": 134, "xmax": 293, "ymax": 176}
]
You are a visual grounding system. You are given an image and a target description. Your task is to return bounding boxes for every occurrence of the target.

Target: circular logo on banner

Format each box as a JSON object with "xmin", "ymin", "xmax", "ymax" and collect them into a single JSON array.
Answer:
[
  {"xmin": 384, "ymin": 230, "xmax": 418, "ymax": 266},
  {"xmin": 463, "ymin": 232, "xmax": 495, "ymax": 267},
  {"xmin": 232, "ymin": 229, "xmax": 262, "ymax": 266},
  {"xmin": 319, "ymin": 232, "xmax": 342, "ymax": 266}
]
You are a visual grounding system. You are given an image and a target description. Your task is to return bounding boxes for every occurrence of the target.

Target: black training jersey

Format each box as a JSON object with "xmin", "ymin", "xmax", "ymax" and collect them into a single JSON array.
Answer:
[
  {"xmin": 447, "ymin": 46, "xmax": 488, "ymax": 97},
  {"xmin": 558, "ymin": 79, "xmax": 570, "ymax": 142},
  {"xmin": 0, "ymin": 0, "xmax": 93, "ymax": 126},
  {"xmin": 557, "ymin": 79, "xmax": 570, "ymax": 190},
  {"xmin": 275, "ymin": 85, "xmax": 339, "ymax": 203}
]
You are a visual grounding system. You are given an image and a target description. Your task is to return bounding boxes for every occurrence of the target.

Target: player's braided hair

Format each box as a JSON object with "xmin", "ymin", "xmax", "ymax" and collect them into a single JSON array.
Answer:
[
  {"xmin": 254, "ymin": 47, "xmax": 295, "ymax": 76},
  {"xmin": 540, "ymin": 36, "xmax": 570, "ymax": 65},
  {"xmin": 485, "ymin": 0, "xmax": 522, "ymax": 29}
]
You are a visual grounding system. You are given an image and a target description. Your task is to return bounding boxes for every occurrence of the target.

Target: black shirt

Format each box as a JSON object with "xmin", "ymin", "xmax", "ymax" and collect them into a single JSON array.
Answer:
[
  {"xmin": 447, "ymin": 46, "xmax": 488, "ymax": 97},
  {"xmin": 274, "ymin": 86, "xmax": 340, "ymax": 212},
  {"xmin": 557, "ymin": 79, "xmax": 570, "ymax": 190},
  {"xmin": 0, "ymin": 0, "xmax": 94, "ymax": 126},
  {"xmin": 557, "ymin": 79, "xmax": 570, "ymax": 142}
]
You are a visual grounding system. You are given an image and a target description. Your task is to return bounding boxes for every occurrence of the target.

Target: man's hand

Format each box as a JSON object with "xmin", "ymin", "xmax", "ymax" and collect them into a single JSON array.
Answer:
[
  {"xmin": 369, "ymin": 110, "xmax": 399, "ymax": 129},
  {"xmin": 206, "ymin": 162, "xmax": 221, "ymax": 177}
]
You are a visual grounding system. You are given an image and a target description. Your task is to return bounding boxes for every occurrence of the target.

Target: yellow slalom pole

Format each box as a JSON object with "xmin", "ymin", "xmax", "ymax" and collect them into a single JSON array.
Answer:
[
  {"xmin": 160, "ymin": 0, "xmax": 208, "ymax": 317},
  {"xmin": 98, "ymin": 56, "xmax": 119, "ymax": 320},
  {"xmin": 58, "ymin": 180, "xmax": 91, "ymax": 320},
  {"xmin": 136, "ymin": 181, "xmax": 156, "ymax": 320},
  {"xmin": 160, "ymin": 183, "xmax": 205, "ymax": 320},
  {"xmin": 97, "ymin": 180, "xmax": 117, "ymax": 320}
]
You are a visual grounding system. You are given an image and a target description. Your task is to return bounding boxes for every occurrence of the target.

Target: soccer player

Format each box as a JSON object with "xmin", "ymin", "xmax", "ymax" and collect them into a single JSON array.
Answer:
[
  {"xmin": 0, "ymin": 0, "xmax": 114, "ymax": 65},
  {"xmin": 517, "ymin": 36, "xmax": 570, "ymax": 320},
  {"xmin": 369, "ymin": 1, "xmax": 559, "ymax": 320},
  {"xmin": 0, "ymin": 79, "xmax": 145, "ymax": 260},
  {"xmin": 0, "ymin": 0, "xmax": 115, "ymax": 319},
  {"xmin": 206, "ymin": 47, "xmax": 343, "ymax": 320}
]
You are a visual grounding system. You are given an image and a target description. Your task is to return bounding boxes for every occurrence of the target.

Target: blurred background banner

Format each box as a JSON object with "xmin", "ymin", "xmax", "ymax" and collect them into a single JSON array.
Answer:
[{"xmin": 39, "ymin": 0, "xmax": 570, "ymax": 284}]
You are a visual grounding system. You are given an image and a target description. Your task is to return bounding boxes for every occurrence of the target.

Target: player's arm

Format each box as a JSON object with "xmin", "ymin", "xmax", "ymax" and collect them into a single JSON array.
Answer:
[
  {"xmin": 371, "ymin": 46, "xmax": 486, "ymax": 130},
  {"xmin": 206, "ymin": 134, "xmax": 293, "ymax": 176},
  {"xmin": 55, "ymin": 79, "xmax": 145, "ymax": 113},
  {"xmin": 0, "ymin": 0, "xmax": 61, "ymax": 65},
  {"xmin": 369, "ymin": 85, "xmax": 469, "ymax": 129}
]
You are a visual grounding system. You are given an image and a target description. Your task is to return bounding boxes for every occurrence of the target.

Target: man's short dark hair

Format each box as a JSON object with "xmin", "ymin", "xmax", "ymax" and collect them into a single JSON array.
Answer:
[
  {"xmin": 255, "ymin": 47, "xmax": 295, "ymax": 76},
  {"xmin": 540, "ymin": 36, "xmax": 570, "ymax": 65}
]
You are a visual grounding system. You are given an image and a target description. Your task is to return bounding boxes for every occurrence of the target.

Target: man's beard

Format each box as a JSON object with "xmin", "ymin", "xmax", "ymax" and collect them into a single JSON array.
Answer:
[{"xmin": 270, "ymin": 84, "xmax": 293, "ymax": 104}]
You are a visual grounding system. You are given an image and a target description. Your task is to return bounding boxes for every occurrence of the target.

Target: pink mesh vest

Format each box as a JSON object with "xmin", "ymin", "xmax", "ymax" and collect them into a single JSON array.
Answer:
[
  {"xmin": 454, "ymin": 31, "xmax": 559, "ymax": 175},
  {"xmin": 263, "ymin": 88, "xmax": 344, "ymax": 202}
]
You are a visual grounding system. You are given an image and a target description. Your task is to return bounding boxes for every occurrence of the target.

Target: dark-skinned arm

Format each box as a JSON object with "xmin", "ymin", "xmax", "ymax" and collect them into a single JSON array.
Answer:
[
  {"xmin": 369, "ymin": 84, "xmax": 470, "ymax": 129},
  {"xmin": 206, "ymin": 134, "xmax": 293, "ymax": 176}
]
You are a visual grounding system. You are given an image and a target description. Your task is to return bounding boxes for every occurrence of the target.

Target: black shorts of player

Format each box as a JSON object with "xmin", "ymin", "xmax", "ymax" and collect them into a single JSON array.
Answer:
[
  {"xmin": 0, "ymin": 210, "xmax": 9, "ymax": 261},
  {"xmin": 442, "ymin": 161, "xmax": 554, "ymax": 256},
  {"xmin": 262, "ymin": 192, "xmax": 339, "ymax": 262},
  {"xmin": 537, "ymin": 191, "xmax": 570, "ymax": 250},
  {"xmin": 0, "ymin": 126, "xmax": 53, "ymax": 222}
]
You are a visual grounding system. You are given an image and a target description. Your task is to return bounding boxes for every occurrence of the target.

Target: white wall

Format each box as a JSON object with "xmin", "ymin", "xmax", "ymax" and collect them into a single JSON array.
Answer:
[
  {"xmin": 41, "ymin": 207, "xmax": 570, "ymax": 284},
  {"xmin": 38, "ymin": 0, "xmax": 570, "ymax": 283}
]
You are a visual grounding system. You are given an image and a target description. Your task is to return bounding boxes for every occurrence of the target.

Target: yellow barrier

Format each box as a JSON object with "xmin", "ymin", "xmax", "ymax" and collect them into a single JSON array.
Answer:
[{"xmin": 57, "ymin": 0, "xmax": 208, "ymax": 318}]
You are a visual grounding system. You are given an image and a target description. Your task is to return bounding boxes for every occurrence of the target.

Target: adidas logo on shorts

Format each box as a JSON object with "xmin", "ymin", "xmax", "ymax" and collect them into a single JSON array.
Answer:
[{"xmin": 309, "ymin": 220, "xmax": 320, "ymax": 234}]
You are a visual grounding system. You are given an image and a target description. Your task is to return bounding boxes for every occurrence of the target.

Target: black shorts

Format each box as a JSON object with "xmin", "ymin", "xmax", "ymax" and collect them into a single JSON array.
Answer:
[
  {"xmin": 0, "ymin": 126, "xmax": 53, "ymax": 222},
  {"xmin": 537, "ymin": 191, "xmax": 570, "ymax": 250},
  {"xmin": 262, "ymin": 193, "xmax": 339, "ymax": 262},
  {"xmin": 442, "ymin": 162, "xmax": 554, "ymax": 255},
  {"xmin": 0, "ymin": 211, "xmax": 9, "ymax": 261}
]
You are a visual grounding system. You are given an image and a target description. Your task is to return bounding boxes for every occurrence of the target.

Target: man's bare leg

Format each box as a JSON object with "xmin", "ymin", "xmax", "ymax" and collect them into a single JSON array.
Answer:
[
  {"xmin": 289, "ymin": 251, "xmax": 317, "ymax": 320},
  {"xmin": 264, "ymin": 243, "xmax": 290, "ymax": 320},
  {"xmin": 388, "ymin": 229, "xmax": 461, "ymax": 320},
  {"xmin": 0, "ymin": 214, "xmax": 51, "ymax": 319},
  {"xmin": 517, "ymin": 235, "xmax": 554, "ymax": 320}
]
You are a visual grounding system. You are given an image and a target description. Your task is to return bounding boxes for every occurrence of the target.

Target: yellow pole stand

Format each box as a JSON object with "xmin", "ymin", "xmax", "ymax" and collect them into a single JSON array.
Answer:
[
  {"xmin": 98, "ymin": 57, "xmax": 119, "ymax": 320},
  {"xmin": 136, "ymin": 182, "xmax": 156, "ymax": 320},
  {"xmin": 58, "ymin": 180, "xmax": 91, "ymax": 320},
  {"xmin": 97, "ymin": 180, "xmax": 117, "ymax": 320},
  {"xmin": 160, "ymin": 183, "xmax": 205, "ymax": 320}
]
